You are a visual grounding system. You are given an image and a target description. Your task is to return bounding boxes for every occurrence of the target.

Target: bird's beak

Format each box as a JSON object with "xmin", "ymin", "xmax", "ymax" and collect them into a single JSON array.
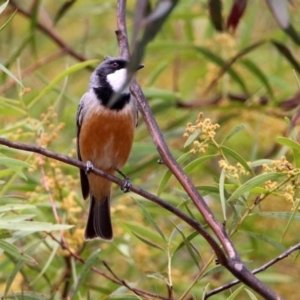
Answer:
[{"xmin": 137, "ymin": 64, "xmax": 145, "ymax": 70}]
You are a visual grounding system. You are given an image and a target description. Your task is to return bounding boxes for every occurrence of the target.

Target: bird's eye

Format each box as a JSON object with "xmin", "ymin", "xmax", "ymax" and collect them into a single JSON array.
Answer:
[{"xmin": 111, "ymin": 62, "xmax": 119, "ymax": 68}]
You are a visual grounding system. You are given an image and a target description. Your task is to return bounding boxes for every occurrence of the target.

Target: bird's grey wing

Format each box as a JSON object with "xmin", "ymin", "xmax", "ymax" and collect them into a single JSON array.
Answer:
[{"xmin": 77, "ymin": 94, "xmax": 90, "ymax": 200}]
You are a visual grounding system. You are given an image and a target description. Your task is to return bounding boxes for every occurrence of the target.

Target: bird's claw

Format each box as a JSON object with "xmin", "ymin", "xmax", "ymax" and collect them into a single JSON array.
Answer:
[
  {"xmin": 85, "ymin": 161, "xmax": 94, "ymax": 175},
  {"xmin": 121, "ymin": 177, "xmax": 132, "ymax": 193}
]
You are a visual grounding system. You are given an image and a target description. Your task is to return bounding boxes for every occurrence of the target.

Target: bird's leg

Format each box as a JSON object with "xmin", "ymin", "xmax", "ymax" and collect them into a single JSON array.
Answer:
[
  {"xmin": 85, "ymin": 161, "xmax": 94, "ymax": 175},
  {"xmin": 115, "ymin": 168, "xmax": 131, "ymax": 193}
]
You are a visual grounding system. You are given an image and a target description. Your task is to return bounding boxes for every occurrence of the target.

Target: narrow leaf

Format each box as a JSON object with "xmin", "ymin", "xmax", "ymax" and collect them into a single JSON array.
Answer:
[
  {"xmin": 245, "ymin": 288, "xmax": 258, "ymax": 300},
  {"xmin": 184, "ymin": 155, "xmax": 217, "ymax": 173},
  {"xmin": 131, "ymin": 231, "xmax": 164, "ymax": 251},
  {"xmin": 0, "ymin": 204, "xmax": 35, "ymax": 213},
  {"xmin": 228, "ymin": 173, "xmax": 283, "ymax": 201},
  {"xmin": 5, "ymin": 241, "xmax": 41, "ymax": 296},
  {"xmin": 226, "ymin": 285, "xmax": 244, "ymax": 300},
  {"xmin": 276, "ymin": 137, "xmax": 300, "ymax": 152},
  {"xmin": 221, "ymin": 145, "xmax": 254, "ymax": 175},
  {"xmin": 0, "ymin": 0, "xmax": 9, "ymax": 14},
  {"xmin": 0, "ymin": 221, "xmax": 73, "ymax": 231},
  {"xmin": 0, "ymin": 64, "xmax": 25, "ymax": 88},
  {"xmin": 157, "ymin": 152, "xmax": 190, "ymax": 196},
  {"xmin": 272, "ymin": 40, "xmax": 300, "ymax": 73},
  {"xmin": 219, "ymin": 169, "xmax": 227, "ymax": 220},
  {"xmin": 184, "ymin": 129, "xmax": 200, "ymax": 148},
  {"xmin": 241, "ymin": 59, "xmax": 273, "ymax": 97},
  {"xmin": 281, "ymin": 198, "xmax": 300, "ymax": 240},
  {"xmin": 174, "ymin": 225, "xmax": 200, "ymax": 269},
  {"xmin": 73, "ymin": 249, "xmax": 101, "ymax": 296},
  {"xmin": 136, "ymin": 200, "xmax": 166, "ymax": 241},
  {"xmin": 221, "ymin": 124, "xmax": 246, "ymax": 144},
  {"xmin": 0, "ymin": 240, "xmax": 35, "ymax": 263},
  {"xmin": 240, "ymin": 230, "xmax": 286, "ymax": 251},
  {"xmin": 253, "ymin": 211, "xmax": 300, "ymax": 221},
  {"xmin": 28, "ymin": 60, "xmax": 99, "ymax": 108}
]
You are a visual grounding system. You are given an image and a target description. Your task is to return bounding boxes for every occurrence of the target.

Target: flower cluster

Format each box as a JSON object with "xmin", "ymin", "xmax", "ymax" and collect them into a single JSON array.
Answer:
[
  {"xmin": 219, "ymin": 160, "xmax": 249, "ymax": 180},
  {"xmin": 183, "ymin": 112, "xmax": 220, "ymax": 154}
]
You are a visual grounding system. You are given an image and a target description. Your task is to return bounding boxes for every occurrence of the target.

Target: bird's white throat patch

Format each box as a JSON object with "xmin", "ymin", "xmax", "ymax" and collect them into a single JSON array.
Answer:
[{"xmin": 106, "ymin": 68, "xmax": 129, "ymax": 93}]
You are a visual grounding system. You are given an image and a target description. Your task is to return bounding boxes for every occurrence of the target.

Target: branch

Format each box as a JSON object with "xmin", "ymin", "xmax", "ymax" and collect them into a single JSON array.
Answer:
[
  {"xmin": 9, "ymin": 0, "xmax": 87, "ymax": 63},
  {"xmin": 116, "ymin": 1, "xmax": 282, "ymax": 299},
  {"xmin": 205, "ymin": 242, "xmax": 300, "ymax": 299},
  {"xmin": 0, "ymin": 137, "xmax": 224, "ymax": 260},
  {"xmin": 48, "ymin": 233, "xmax": 168, "ymax": 300}
]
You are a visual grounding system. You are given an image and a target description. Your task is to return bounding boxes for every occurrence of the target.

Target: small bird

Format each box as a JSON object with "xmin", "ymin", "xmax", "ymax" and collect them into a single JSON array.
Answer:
[{"xmin": 76, "ymin": 56, "xmax": 144, "ymax": 241}]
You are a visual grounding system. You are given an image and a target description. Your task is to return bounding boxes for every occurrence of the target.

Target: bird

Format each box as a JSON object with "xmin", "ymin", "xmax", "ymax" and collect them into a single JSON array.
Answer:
[{"xmin": 76, "ymin": 56, "xmax": 144, "ymax": 241}]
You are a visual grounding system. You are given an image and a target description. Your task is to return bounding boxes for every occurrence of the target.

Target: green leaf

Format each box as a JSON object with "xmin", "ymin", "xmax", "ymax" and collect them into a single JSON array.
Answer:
[
  {"xmin": 0, "ymin": 64, "xmax": 25, "ymax": 89},
  {"xmin": 256, "ymin": 272, "xmax": 293, "ymax": 283},
  {"xmin": 173, "ymin": 231, "xmax": 198, "ymax": 254},
  {"xmin": 4, "ymin": 291, "xmax": 58, "ymax": 300},
  {"xmin": 276, "ymin": 137, "xmax": 300, "ymax": 168},
  {"xmin": 73, "ymin": 249, "xmax": 101, "ymax": 297},
  {"xmin": 0, "ymin": 9, "xmax": 17, "ymax": 32},
  {"xmin": 241, "ymin": 59, "xmax": 274, "ymax": 97},
  {"xmin": 136, "ymin": 200, "xmax": 166, "ymax": 241},
  {"xmin": 221, "ymin": 124, "xmax": 246, "ymax": 144},
  {"xmin": 195, "ymin": 46, "xmax": 248, "ymax": 93},
  {"xmin": 245, "ymin": 288, "xmax": 258, "ymax": 300},
  {"xmin": 203, "ymin": 265, "xmax": 224, "ymax": 278},
  {"xmin": 202, "ymin": 283, "xmax": 211, "ymax": 300},
  {"xmin": 174, "ymin": 225, "xmax": 200, "ymax": 269},
  {"xmin": 5, "ymin": 241, "xmax": 41, "ymax": 296},
  {"xmin": 253, "ymin": 211, "xmax": 300, "ymax": 221},
  {"xmin": 184, "ymin": 129, "xmax": 200, "ymax": 148},
  {"xmin": 131, "ymin": 231, "xmax": 164, "ymax": 251},
  {"xmin": 147, "ymin": 272, "xmax": 168, "ymax": 285},
  {"xmin": 240, "ymin": 230, "xmax": 286, "ymax": 251},
  {"xmin": 0, "ymin": 221, "xmax": 73, "ymax": 231},
  {"xmin": 157, "ymin": 152, "xmax": 190, "ymax": 196},
  {"xmin": 184, "ymin": 155, "xmax": 217, "ymax": 173},
  {"xmin": 125, "ymin": 222, "xmax": 163, "ymax": 243},
  {"xmin": 0, "ymin": 0, "xmax": 9, "ymax": 15},
  {"xmin": 28, "ymin": 60, "xmax": 99, "ymax": 108},
  {"xmin": 0, "ymin": 240, "xmax": 35, "ymax": 263},
  {"xmin": 228, "ymin": 173, "xmax": 283, "ymax": 201},
  {"xmin": 219, "ymin": 169, "xmax": 227, "ymax": 220},
  {"xmin": 276, "ymin": 137, "xmax": 300, "ymax": 151},
  {"xmin": 281, "ymin": 197, "xmax": 300, "ymax": 240},
  {"xmin": 271, "ymin": 40, "xmax": 300, "ymax": 72},
  {"xmin": 143, "ymin": 87, "xmax": 178, "ymax": 101},
  {"xmin": 221, "ymin": 145, "xmax": 254, "ymax": 175},
  {"xmin": 226, "ymin": 285, "xmax": 244, "ymax": 300},
  {"xmin": 30, "ymin": 242, "xmax": 59, "ymax": 285},
  {"xmin": 0, "ymin": 204, "xmax": 36, "ymax": 213},
  {"xmin": 0, "ymin": 157, "xmax": 33, "ymax": 180}
]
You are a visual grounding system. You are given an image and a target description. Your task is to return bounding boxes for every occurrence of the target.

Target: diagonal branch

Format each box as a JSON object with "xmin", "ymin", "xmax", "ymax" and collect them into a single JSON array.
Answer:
[
  {"xmin": 115, "ymin": 0, "xmax": 282, "ymax": 299},
  {"xmin": 9, "ymin": 0, "xmax": 87, "ymax": 63},
  {"xmin": 0, "ymin": 137, "xmax": 224, "ymax": 260},
  {"xmin": 205, "ymin": 242, "xmax": 300, "ymax": 299}
]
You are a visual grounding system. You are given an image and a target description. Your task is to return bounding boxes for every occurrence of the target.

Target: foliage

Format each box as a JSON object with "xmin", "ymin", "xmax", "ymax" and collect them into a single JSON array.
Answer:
[{"xmin": 0, "ymin": 0, "xmax": 300, "ymax": 299}]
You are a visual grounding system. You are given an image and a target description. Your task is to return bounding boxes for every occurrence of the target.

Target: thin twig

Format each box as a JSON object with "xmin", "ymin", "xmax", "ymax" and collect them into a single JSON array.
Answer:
[
  {"xmin": 205, "ymin": 242, "xmax": 300, "ymax": 299},
  {"xmin": 48, "ymin": 233, "xmax": 168, "ymax": 300},
  {"xmin": 0, "ymin": 137, "xmax": 224, "ymax": 258},
  {"xmin": 9, "ymin": 0, "xmax": 87, "ymax": 63}
]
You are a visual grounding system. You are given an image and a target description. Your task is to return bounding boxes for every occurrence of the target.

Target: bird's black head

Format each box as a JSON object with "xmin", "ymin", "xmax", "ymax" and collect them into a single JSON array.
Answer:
[
  {"xmin": 90, "ymin": 57, "xmax": 128, "ymax": 93},
  {"xmin": 90, "ymin": 56, "xmax": 144, "ymax": 110}
]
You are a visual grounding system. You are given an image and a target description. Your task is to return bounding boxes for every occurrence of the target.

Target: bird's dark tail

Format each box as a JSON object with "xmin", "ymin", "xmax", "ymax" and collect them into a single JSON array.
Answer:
[{"xmin": 84, "ymin": 195, "xmax": 113, "ymax": 241}]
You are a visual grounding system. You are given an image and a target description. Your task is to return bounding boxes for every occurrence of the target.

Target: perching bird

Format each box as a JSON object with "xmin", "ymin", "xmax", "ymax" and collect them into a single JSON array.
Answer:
[{"xmin": 76, "ymin": 56, "xmax": 143, "ymax": 241}]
